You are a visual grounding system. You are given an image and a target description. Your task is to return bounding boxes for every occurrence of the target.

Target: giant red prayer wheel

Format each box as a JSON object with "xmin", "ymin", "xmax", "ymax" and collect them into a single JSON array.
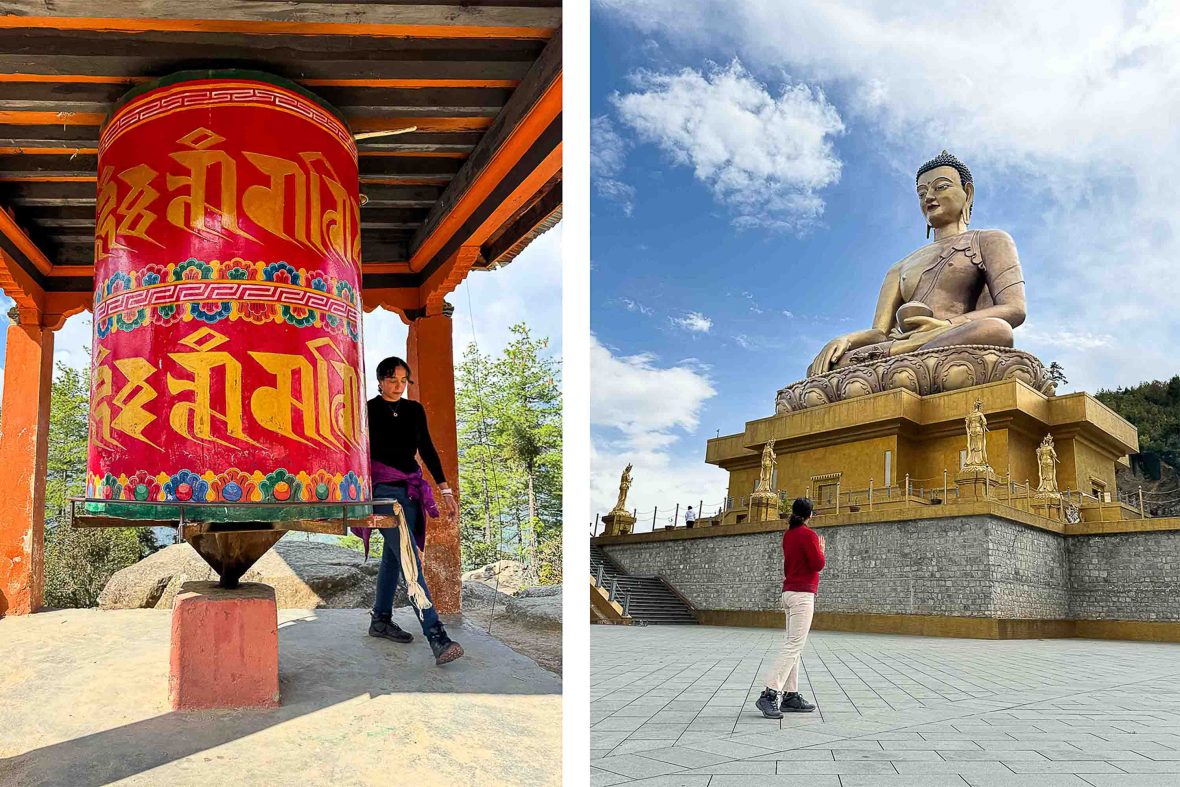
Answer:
[{"xmin": 86, "ymin": 71, "xmax": 371, "ymax": 519}]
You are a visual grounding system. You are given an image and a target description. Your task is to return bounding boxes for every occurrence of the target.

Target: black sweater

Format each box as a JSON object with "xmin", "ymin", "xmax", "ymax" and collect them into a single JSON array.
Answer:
[{"xmin": 367, "ymin": 396, "xmax": 447, "ymax": 484}]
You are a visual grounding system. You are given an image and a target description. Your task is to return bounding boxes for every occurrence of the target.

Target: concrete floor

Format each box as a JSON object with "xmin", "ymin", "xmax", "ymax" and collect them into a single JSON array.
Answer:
[
  {"xmin": 592, "ymin": 624, "xmax": 1180, "ymax": 787},
  {"xmin": 0, "ymin": 608, "xmax": 562, "ymax": 786}
]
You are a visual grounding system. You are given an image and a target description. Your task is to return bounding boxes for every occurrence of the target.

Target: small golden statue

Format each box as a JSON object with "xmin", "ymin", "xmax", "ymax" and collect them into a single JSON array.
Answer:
[
  {"xmin": 1035, "ymin": 434, "xmax": 1060, "ymax": 499},
  {"xmin": 755, "ymin": 441, "xmax": 777, "ymax": 493},
  {"xmin": 963, "ymin": 400, "xmax": 991, "ymax": 472},
  {"xmin": 610, "ymin": 463, "xmax": 633, "ymax": 515},
  {"xmin": 808, "ymin": 151, "xmax": 1026, "ymax": 376}
]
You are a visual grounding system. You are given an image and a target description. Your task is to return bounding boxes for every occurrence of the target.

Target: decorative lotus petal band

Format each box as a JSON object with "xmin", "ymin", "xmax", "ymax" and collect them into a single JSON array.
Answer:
[{"xmin": 88, "ymin": 467, "xmax": 371, "ymax": 504}]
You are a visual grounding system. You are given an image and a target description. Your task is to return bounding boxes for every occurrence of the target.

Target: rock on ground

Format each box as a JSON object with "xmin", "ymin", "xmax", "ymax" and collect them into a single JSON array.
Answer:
[
  {"xmin": 98, "ymin": 537, "xmax": 405, "ymax": 610},
  {"xmin": 460, "ymin": 580, "xmax": 561, "ymax": 628},
  {"xmin": 504, "ymin": 591, "xmax": 562, "ymax": 629},
  {"xmin": 461, "ymin": 560, "xmax": 525, "ymax": 595},
  {"xmin": 461, "ymin": 579, "xmax": 514, "ymax": 611},
  {"xmin": 516, "ymin": 585, "xmax": 561, "ymax": 598}
]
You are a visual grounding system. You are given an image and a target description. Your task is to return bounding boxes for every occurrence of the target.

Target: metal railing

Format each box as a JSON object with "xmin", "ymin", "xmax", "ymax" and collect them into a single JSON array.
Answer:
[
  {"xmin": 591, "ymin": 558, "xmax": 631, "ymax": 617},
  {"xmin": 591, "ymin": 473, "xmax": 1180, "ymax": 535},
  {"xmin": 590, "ymin": 500, "xmax": 727, "ymax": 536}
]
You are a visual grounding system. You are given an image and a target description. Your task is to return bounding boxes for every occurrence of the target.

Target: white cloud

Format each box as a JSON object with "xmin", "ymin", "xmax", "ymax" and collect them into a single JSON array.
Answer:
[
  {"xmin": 53, "ymin": 313, "xmax": 92, "ymax": 373},
  {"xmin": 597, "ymin": 0, "xmax": 1180, "ymax": 391},
  {"xmin": 741, "ymin": 290, "xmax": 763, "ymax": 315},
  {"xmin": 591, "ymin": 115, "xmax": 636, "ymax": 214},
  {"xmin": 671, "ymin": 311, "xmax": 712, "ymax": 333},
  {"xmin": 619, "ymin": 297, "xmax": 653, "ymax": 316},
  {"xmin": 453, "ymin": 222, "xmax": 562, "ymax": 359},
  {"xmin": 592, "ymin": 334, "xmax": 713, "ymax": 438},
  {"xmin": 591, "ymin": 334, "xmax": 727, "ymax": 518},
  {"xmin": 592, "ymin": 439, "xmax": 729, "ymax": 530},
  {"xmin": 361, "ymin": 307, "xmax": 408, "ymax": 398},
  {"xmin": 612, "ymin": 60, "xmax": 844, "ymax": 231},
  {"xmin": 1021, "ymin": 325, "xmax": 1115, "ymax": 353},
  {"xmin": 0, "ymin": 293, "xmax": 11, "ymax": 400}
]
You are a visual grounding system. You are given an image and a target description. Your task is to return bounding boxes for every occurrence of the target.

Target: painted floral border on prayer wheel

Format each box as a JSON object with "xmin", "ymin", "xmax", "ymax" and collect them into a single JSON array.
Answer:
[{"xmin": 85, "ymin": 70, "xmax": 371, "ymax": 521}]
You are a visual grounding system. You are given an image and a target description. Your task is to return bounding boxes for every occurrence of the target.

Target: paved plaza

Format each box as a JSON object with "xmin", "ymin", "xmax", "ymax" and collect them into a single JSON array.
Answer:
[{"xmin": 592, "ymin": 624, "xmax": 1180, "ymax": 786}]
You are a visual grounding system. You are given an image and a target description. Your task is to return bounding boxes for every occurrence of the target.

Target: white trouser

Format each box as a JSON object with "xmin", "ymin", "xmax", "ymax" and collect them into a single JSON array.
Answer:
[{"xmin": 763, "ymin": 591, "xmax": 815, "ymax": 693}]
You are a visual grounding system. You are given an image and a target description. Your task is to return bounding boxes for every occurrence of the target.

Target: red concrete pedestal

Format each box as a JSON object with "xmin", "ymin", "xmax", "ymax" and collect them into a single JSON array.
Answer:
[{"xmin": 169, "ymin": 581, "xmax": 280, "ymax": 711}]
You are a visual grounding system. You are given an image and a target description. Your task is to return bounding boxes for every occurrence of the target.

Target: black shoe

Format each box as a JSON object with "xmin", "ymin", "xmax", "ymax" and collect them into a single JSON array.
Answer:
[
  {"xmin": 780, "ymin": 692, "xmax": 816, "ymax": 713},
  {"xmin": 369, "ymin": 611, "xmax": 413, "ymax": 643},
  {"xmin": 755, "ymin": 688, "xmax": 783, "ymax": 719},
  {"xmin": 425, "ymin": 623, "xmax": 464, "ymax": 666}
]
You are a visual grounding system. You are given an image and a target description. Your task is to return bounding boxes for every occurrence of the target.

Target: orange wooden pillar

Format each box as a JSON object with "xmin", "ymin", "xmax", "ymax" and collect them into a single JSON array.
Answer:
[
  {"xmin": 0, "ymin": 316, "xmax": 55, "ymax": 616},
  {"xmin": 406, "ymin": 303, "xmax": 462, "ymax": 613}
]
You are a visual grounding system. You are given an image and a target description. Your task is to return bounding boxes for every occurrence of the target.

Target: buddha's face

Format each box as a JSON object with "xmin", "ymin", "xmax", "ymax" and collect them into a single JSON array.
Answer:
[{"xmin": 916, "ymin": 165, "xmax": 972, "ymax": 229}]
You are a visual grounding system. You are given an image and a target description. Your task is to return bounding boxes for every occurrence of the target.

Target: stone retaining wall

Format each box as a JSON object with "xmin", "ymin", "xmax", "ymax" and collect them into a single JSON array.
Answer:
[
  {"xmin": 600, "ymin": 515, "xmax": 1180, "ymax": 623},
  {"xmin": 1068, "ymin": 532, "xmax": 1180, "ymax": 620}
]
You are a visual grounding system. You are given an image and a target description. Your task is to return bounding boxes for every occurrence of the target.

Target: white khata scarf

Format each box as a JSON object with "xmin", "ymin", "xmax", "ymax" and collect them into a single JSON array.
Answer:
[{"xmin": 375, "ymin": 502, "xmax": 431, "ymax": 610}]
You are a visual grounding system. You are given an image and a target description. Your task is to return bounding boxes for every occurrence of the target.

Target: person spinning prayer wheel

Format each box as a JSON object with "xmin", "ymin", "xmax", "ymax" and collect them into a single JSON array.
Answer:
[{"xmin": 360, "ymin": 356, "xmax": 463, "ymax": 666}]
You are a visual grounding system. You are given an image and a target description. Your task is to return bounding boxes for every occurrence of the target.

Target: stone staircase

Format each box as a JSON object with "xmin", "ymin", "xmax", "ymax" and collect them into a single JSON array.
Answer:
[{"xmin": 590, "ymin": 543, "xmax": 696, "ymax": 625}]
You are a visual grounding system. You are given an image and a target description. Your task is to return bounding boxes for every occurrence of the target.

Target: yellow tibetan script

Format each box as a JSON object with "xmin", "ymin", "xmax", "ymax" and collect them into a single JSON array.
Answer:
[
  {"xmin": 96, "ymin": 127, "xmax": 361, "ymax": 266},
  {"xmin": 90, "ymin": 327, "xmax": 364, "ymax": 451}
]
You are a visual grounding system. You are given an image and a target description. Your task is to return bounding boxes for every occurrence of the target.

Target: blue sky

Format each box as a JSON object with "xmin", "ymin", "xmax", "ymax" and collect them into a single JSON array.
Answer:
[{"xmin": 590, "ymin": 1, "xmax": 1180, "ymax": 521}]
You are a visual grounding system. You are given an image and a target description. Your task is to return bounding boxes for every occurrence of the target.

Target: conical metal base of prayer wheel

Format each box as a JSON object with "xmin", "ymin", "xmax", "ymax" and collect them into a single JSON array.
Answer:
[{"xmin": 186, "ymin": 531, "xmax": 286, "ymax": 589}]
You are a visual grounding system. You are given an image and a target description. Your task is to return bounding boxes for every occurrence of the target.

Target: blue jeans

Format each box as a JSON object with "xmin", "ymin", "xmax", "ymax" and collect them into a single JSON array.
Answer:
[{"xmin": 371, "ymin": 483, "xmax": 439, "ymax": 634}]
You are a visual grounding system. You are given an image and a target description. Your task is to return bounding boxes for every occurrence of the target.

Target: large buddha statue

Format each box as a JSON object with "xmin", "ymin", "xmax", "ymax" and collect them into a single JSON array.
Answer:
[{"xmin": 807, "ymin": 151, "xmax": 1026, "ymax": 377}]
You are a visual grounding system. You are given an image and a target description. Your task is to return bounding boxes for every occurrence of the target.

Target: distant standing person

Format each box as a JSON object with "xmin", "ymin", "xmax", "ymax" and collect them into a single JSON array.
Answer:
[
  {"xmin": 366, "ymin": 356, "xmax": 464, "ymax": 666},
  {"xmin": 756, "ymin": 498, "xmax": 825, "ymax": 718},
  {"xmin": 684, "ymin": 506, "xmax": 696, "ymax": 528}
]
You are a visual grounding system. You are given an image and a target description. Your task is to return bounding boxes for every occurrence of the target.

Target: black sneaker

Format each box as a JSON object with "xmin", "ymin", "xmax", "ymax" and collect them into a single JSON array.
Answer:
[
  {"xmin": 425, "ymin": 623, "xmax": 464, "ymax": 666},
  {"xmin": 368, "ymin": 611, "xmax": 413, "ymax": 643},
  {"xmin": 755, "ymin": 688, "xmax": 783, "ymax": 719},
  {"xmin": 780, "ymin": 692, "xmax": 816, "ymax": 713}
]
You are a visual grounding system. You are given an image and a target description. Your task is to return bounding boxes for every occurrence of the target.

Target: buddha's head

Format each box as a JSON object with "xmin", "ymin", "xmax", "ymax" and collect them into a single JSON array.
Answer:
[{"xmin": 916, "ymin": 150, "xmax": 974, "ymax": 232}]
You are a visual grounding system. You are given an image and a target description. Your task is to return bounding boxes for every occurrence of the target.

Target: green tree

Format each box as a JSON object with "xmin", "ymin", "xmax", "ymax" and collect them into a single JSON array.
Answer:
[
  {"xmin": 42, "ymin": 363, "xmax": 157, "ymax": 608},
  {"xmin": 1096, "ymin": 375, "xmax": 1180, "ymax": 467},
  {"xmin": 44, "ymin": 363, "xmax": 90, "ymax": 525},
  {"xmin": 496, "ymin": 327, "xmax": 561, "ymax": 583},
  {"xmin": 454, "ymin": 324, "xmax": 562, "ymax": 583}
]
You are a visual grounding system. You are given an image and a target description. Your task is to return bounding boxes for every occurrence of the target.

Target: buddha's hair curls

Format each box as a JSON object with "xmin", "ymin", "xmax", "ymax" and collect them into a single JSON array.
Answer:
[{"xmin": 916, "ymin": 150, "xmax": 972, "ymax": 187}]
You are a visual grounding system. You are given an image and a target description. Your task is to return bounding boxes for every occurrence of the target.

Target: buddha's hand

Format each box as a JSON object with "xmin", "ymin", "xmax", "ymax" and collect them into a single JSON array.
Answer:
[
  {"xmin": 808, "ymin": 336, "xmax": 851, "ymax": 377},
  {"xmin": 903, "ymin": 316, "xmax": 953, "ymax": 333}
]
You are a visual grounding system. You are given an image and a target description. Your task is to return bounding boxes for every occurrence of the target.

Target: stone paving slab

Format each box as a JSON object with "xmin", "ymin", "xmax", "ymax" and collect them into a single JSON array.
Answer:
[{"xmin": 592, "ymin": 625, "xmax": 1180, "ymax": 785}]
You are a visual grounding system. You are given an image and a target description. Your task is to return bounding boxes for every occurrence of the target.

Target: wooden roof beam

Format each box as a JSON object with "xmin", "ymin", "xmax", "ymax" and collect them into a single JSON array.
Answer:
[
  {"xmin": 409, "ymin": 26, "xmax": 561, "ymax": 274},
  {"xmin": 420, "ymin": 245, "xmax": 480, "ymax": 314},
  {"xmin": 0, "ymin": 2, "xmax": 560, "ymax": 39},
  {"xmin": 481, "ymin": 177, "xmax": 561, "ymax": 267},
  {"xmin": 0, "ymin": 205, "xmax": 48, "ymax": 321}
]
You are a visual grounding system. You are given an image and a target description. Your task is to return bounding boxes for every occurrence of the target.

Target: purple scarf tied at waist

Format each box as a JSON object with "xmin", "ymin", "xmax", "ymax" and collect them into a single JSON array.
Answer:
[{"xmin": 351, "ymin": 463, "xmax": 439, "ymax": 558}]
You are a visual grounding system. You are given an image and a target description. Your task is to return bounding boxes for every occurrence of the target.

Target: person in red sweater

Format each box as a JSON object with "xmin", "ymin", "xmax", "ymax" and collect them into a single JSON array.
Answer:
[{"xmin": 756, "ymin": 497, "xmax": 826, "ymax": 718}]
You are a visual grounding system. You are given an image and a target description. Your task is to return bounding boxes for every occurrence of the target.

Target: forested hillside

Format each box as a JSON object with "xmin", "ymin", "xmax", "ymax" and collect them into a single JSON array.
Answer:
[{"xmin": 1096, "ymin": 376, "xmax": 1180, "ymax": 467}]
